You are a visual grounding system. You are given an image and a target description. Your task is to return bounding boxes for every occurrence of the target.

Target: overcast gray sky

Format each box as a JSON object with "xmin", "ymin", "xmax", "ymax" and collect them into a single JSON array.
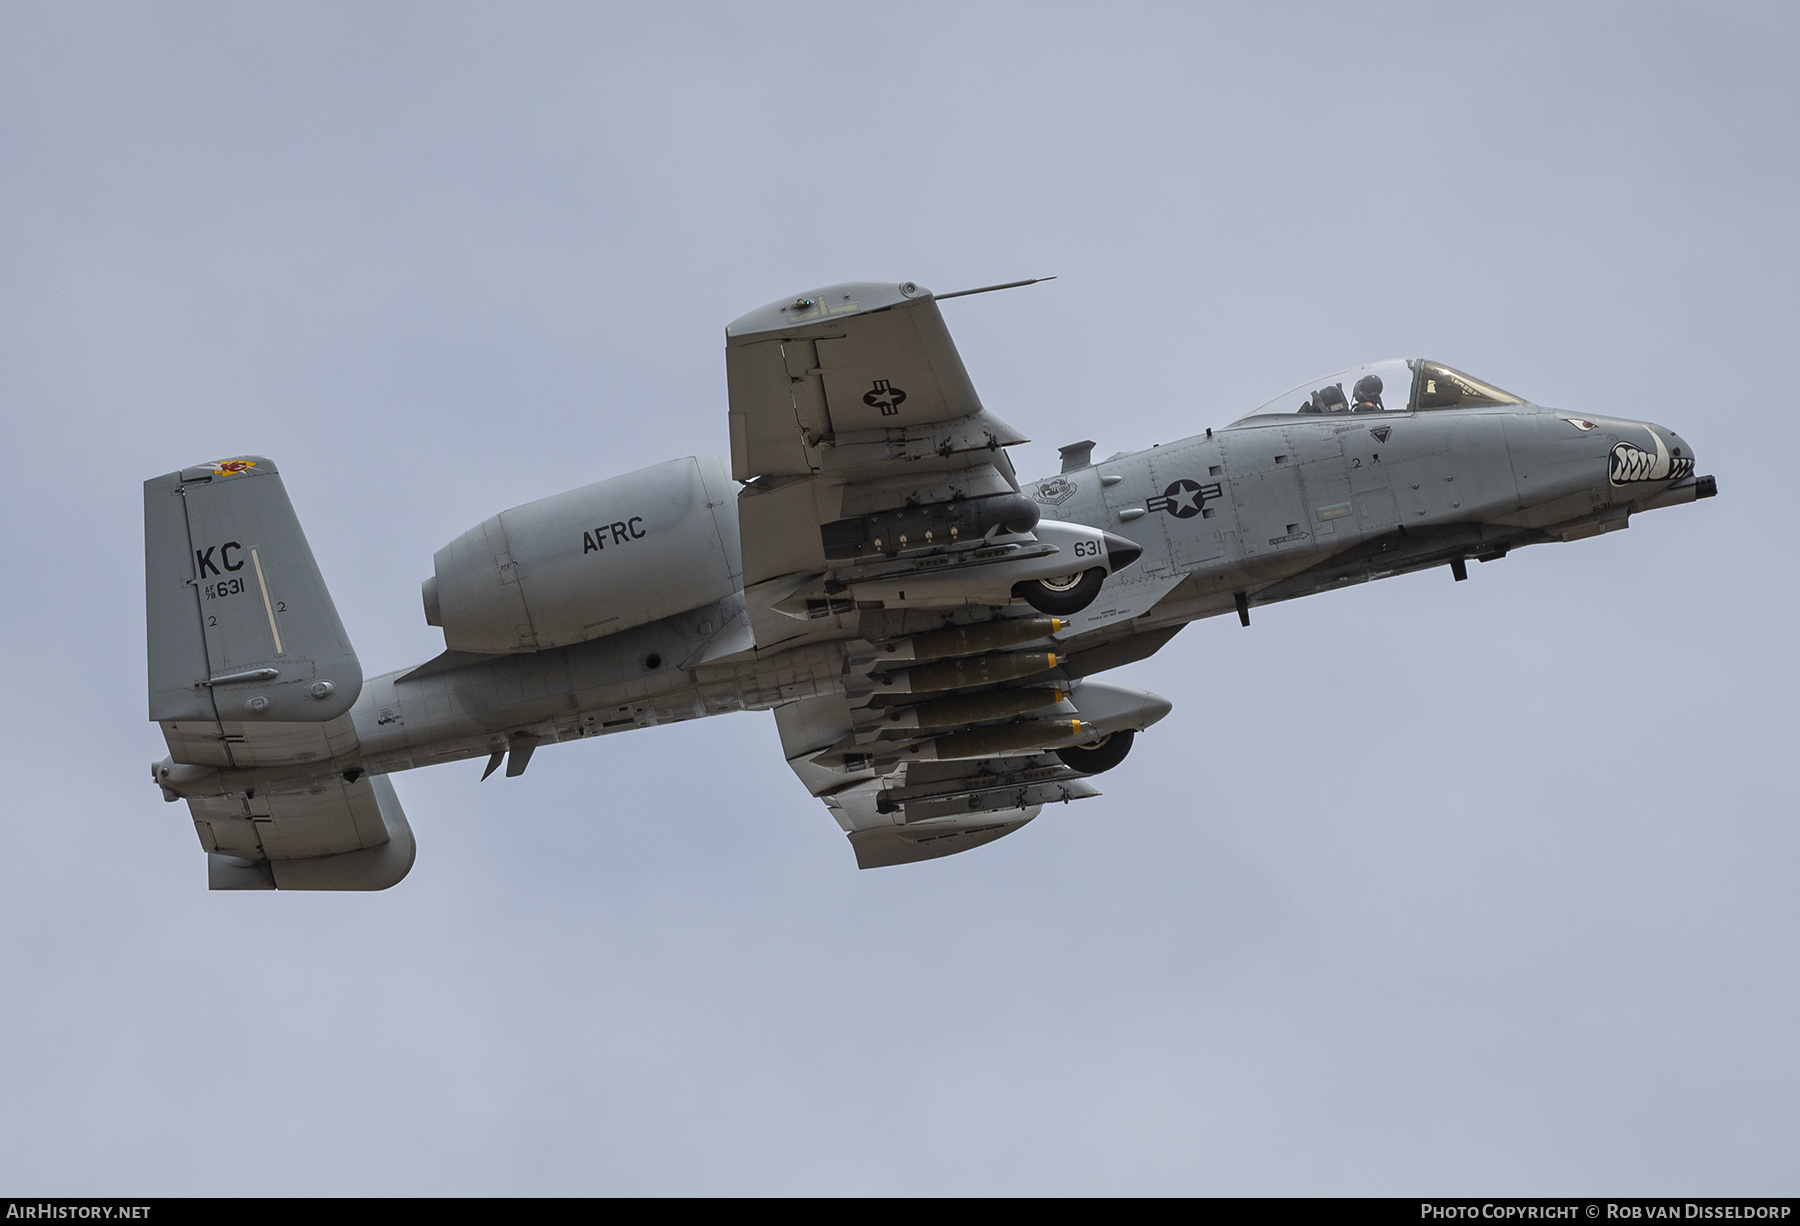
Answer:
[{"xmin": 1, "ymin": 1, "xmax": 1795, "ymax": 1195}]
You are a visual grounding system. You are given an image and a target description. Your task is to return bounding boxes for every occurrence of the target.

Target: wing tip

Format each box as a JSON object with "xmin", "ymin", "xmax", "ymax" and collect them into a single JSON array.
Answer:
[{"xmin": 726, "ymin": 280, "xmax": 931, "ymax": 341}]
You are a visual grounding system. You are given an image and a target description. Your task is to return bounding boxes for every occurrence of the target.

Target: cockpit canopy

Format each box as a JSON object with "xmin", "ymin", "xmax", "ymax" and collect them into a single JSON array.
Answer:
[{"xmin": 1234, "ymin": 359, "xmax": 1527, "ymax": 423}]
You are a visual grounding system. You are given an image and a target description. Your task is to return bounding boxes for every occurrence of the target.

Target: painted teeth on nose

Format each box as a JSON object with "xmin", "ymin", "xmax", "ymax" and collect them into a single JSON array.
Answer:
[{"xmin": 1609, "ymin": 438, "xmax": 1694, "ymax": 487}]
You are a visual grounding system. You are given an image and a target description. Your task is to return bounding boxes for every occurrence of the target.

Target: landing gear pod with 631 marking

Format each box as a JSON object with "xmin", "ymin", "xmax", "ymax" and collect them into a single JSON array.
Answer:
[{"xmin": 1012, "ymin": 529, "xmax": 1142, "ymax": 615}]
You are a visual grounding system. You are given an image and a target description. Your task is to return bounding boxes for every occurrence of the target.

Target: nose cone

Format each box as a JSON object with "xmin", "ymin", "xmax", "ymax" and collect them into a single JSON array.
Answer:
[
  {"xmin": 1102, "ymin": 532, "xmax": 1143, "ymax": 572},
  {"xmin": 1612, "ymin": 420, "xmax": 1717, "ymax": 507},
  {"xmin": 1667, "ymin": 429, "xmax": 1696, "ymax": 472},
  {"xmin": 1607, "ymin": 420, "xmax": 1696, "ymax": 488},
  {"xmin": 1141, "ymin": 692, "xmax": 1174, "ymax": 727}
]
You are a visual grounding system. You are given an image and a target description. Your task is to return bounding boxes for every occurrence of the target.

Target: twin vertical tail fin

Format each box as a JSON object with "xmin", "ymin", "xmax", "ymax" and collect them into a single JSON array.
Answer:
[
  {"xmin": 146, "ymin": 458, "xmax": 412, "ymax": 892},
  {"xmin": 145, "ymin": 456, "xmax": 362, "ymax": 725}
]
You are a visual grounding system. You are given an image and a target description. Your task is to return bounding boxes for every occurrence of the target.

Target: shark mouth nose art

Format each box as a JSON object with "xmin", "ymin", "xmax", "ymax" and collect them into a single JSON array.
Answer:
[{"xmin": 1609, "ymin": 428, "xmax": 1695, "ymax": 487}]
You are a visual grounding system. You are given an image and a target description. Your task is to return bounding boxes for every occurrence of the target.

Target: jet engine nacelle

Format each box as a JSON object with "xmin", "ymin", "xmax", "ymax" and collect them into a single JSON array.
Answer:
[{"xmin": 423, "ymin": 455, "xmax": 741, "ymax": 654}]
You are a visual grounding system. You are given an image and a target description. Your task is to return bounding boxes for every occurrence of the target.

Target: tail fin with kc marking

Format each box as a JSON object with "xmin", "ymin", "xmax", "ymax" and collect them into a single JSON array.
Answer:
[
  {"xmin": 145, "ymin": 456, "xmax": 362, "ymax": 737},
  {"xmin": 146, "ymin": 457, "xmax": 412, "ymax": 892}
]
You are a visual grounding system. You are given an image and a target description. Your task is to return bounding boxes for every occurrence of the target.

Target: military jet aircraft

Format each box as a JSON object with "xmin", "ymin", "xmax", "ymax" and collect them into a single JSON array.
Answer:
[{"xmin": 145, "ymin": 279, "xmax": 1716, "ymax": 888}]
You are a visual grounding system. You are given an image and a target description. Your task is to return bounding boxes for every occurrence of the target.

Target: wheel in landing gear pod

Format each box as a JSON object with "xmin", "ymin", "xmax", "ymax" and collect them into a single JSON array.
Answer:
[
  {"xmin": 1054, "ymin": 728, "xmax": 1135, "ymax": 774},
  {"xmin": 1013, "ymin": 567, "xmax": 1106, "ymax": 615}
]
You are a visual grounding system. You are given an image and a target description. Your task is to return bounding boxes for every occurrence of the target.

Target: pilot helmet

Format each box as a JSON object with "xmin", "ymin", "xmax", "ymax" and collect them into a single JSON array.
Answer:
[{"xmin": 1353, "ymin": 374, "xmax": 1384, "ymax": 407}]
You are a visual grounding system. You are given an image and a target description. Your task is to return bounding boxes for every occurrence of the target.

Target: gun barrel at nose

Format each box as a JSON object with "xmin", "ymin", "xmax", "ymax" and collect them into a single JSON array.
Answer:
[{"xmin": 1636, "ymin": 473, "xmax": 1718, "ymax": 512}]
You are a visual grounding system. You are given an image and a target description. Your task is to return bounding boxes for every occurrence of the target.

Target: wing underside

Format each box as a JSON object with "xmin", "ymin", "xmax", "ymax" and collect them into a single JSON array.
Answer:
[
  {"xmin": 728, "ymin": 281, "xmax": 1172, "ymax": 867},
  {"xmin": 773, "ymin": 688, "xmax": 1104, "ymax": 869},
  {"xmin": 834, "ymin": 755, "xmax": 1102, "ymax": 870},
  {"xmin": 726, "ymin": 281, "xmax": 1036, "ymax": 651}
]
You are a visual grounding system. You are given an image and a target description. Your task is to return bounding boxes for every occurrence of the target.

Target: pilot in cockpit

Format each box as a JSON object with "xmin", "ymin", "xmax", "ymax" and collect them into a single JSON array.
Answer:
[
  {"xmin": 1298, "ymin": 383, "xmax": 1349, "ymax": 413},
  {"xmin": 1352, "ymin": 374, "xmax": 1384, "ymax": 412}
]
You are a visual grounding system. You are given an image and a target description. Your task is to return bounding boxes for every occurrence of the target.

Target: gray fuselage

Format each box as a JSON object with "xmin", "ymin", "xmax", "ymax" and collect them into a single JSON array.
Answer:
[{"xmin": 282, "ymin": 400, "xmax": 1698, "ymax": 793}]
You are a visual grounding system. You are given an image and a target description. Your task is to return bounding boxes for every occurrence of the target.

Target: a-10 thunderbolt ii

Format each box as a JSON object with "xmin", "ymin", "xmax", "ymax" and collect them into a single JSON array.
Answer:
[{"xmin": 145, "ymin": 278, "xmax": 1717, "ymax": 889}]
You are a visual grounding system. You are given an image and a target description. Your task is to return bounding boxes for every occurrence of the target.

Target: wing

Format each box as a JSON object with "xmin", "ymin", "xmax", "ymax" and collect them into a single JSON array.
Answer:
[
  {"xmin": 726, "ymin": 280, "xmax": 1017, "ymax": 484},
  {"xmin": 726, "ymin": 281, "xmax": 1041, "ymax": 650},
  {"xmin": 773, "ymin": 691, "xmax": 1102, "ymax": 869},
  {"xmin": 726, "ymin": 282, "xmax": 1176, "ymax": 868},
  {"xmin": 762, "ymin": 615, "xmax": 1183, "ymax": 868}
]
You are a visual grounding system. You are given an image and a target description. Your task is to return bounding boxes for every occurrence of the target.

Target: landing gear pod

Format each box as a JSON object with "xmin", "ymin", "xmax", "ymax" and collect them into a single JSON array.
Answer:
[
  {"xmin": 788, "ymin": 524, "xmax": 1145, "ymax": 616},
  {"xmin": 1054, "ymin": 729, "xmax": 1135, "ymax": 774},
  {"xmin": 1014, "ymin": 567, "xmax": 1106, "ymax": 615},
  {"xmin": 1051, "ymin": 679, "xmax": 1171, "ymax": 773},
  {"xmin": 1011, "ymin": 531, "xmax": 1142, "ymax": 614}
]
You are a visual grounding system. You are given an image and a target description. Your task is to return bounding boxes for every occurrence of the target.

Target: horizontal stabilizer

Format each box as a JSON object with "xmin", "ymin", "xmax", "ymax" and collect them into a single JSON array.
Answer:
[{"xmin": 197, "ymin": 774, "xmax": 415, "ymax": 891}]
